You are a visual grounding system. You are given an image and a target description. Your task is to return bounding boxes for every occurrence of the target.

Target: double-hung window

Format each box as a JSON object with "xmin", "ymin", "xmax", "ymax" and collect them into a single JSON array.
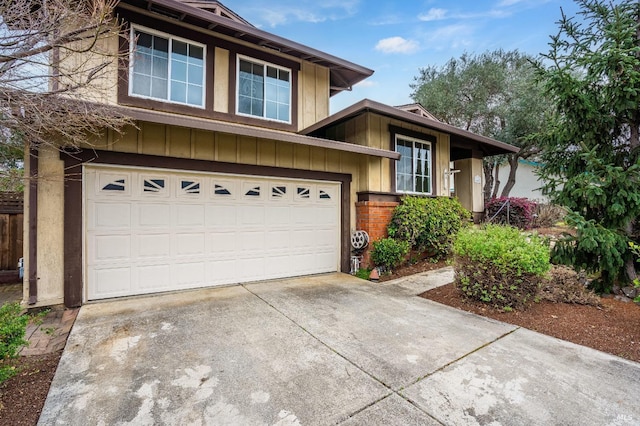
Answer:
[
  {"xmin": 130, "ymin": 26, "xmax": 205, "ymax": 108},
  {"xmin": 395, "ymin": 135, "xmax": 432, "ymax": 194},
  {"xmin": 237, "ymin": 56, "xmax": 291, "ymax": 123}
]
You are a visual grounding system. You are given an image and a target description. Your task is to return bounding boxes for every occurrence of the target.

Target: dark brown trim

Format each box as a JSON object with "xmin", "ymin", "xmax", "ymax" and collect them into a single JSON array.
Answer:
[
  {"xmin": 117, "ymin": 8, "xmax": 299, "ymax": 132},
  {"xmin": 389, "ymin": 125, "xmax": 438, "ymax": 196},
  {"xmin": 227, "ymin": 49, "xmax": 299, "ymax": 132},
  {"xmin": 63, "ymin": 150, "xmax": 84, "ymax": 308},
  {"xmin": 28, "ymin": 149, "xmax": 38, "ymax": 305},
  {"xmin": 61, "ymin": 149, "xmax": 353, "ymax": 304},
  {"xmin": 116, "ymin": 0, "xmax": 373, "ymax": 96}
]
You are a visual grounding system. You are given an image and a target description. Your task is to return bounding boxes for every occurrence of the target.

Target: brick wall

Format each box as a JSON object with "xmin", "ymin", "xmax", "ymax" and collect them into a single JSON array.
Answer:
[{"xmin": 355, "ymin": 200, "xmax": 399, "ymax": 267}]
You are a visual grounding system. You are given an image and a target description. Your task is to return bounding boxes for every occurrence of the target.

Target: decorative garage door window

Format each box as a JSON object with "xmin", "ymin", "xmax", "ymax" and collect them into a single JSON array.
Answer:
[
  {"xmin": 85, "ymin": 167, "xmax": 341, "ymax": 301},
  {"xmin": 143, "ymin": 178, "xmax": 166, "ymax": 193},
  {"xmin": 296, "ymin": 187, "xmax": 310, "ymax": 200},
  {"xmin": 271, "ymin": 185, "xmax": 287, "ymax": 199},
  {"xmin": 180, "ymin": 180, "xmax": 200, "ymax": 195},
  {"xmin": 214, "ymin": 184, "xmax": 231, "ymax": 196}
]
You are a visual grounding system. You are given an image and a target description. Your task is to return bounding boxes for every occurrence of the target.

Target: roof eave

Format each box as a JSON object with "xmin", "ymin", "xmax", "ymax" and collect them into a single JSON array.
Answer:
[
  {"xmin": 118, "ymin": 106, "xmax": 400, "ymax": 160},
  {"xmin": 301, "ymin": 99, "xmax": 519, "ymax": 156},
  {"xmin": 118, "ymin": 0, "xmax": 373, "ymax": 95}
]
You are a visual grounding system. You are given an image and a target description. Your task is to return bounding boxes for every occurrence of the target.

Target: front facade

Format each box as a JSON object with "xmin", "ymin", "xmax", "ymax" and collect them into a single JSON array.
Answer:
[{"xmin": 23, "ymin": 0, "xmax": 517, "ymax": 308}]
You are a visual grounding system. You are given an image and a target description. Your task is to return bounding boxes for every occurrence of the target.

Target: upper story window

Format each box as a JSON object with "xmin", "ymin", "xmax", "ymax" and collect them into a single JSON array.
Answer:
[
  {"xmin": 237, "ymin": 56, "xmax": 291, "ymax": 123},
  {"xmin": 129, "ymin": 26, "xmax": 205, "ymax": 108},
  {"xmin": 396, "ymin": 135, "xmax": 432, "ymax": 194}
]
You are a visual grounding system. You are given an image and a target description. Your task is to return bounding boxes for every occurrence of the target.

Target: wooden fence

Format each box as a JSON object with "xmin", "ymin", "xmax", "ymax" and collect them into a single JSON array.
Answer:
[{"xmin": 0, "ymin": 192, "xmax": 23, "ymax": 271}]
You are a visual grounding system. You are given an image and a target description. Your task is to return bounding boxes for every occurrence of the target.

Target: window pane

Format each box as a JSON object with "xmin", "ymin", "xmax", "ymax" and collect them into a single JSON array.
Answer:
[
  {"xmin": 279, "ymin": 70, "xmax": 290, "ymax": 82},
  {"xmin": 172, "ymin": 40, "xmax": 187, "ymax": 57},
  {"xmin": 151, "ymin": 77, "xmax": 167, "ymax": 99},
  {"xmin": 131, "ymin": 74, "xmax": 150, "ymax": 96},
  {"xmin": 153, "ymin": 57, "xmax": 168, "ymax": 79},
  {"xmin": 397, "ymin": 174, "xmax": 411, "ymax": 192},
  {"xmin": 277, "ymin": 85, "xmax": 289, "ymax": 103},
  {"xmin": 133, "ymin": 52, "xmax": 151, "ymax": 75},
  {"xmin": 266, "ymin": 101, "xmax": 277, "ymax": 119},
  {"xmin": 170, "ymin": 81, "xmax": 186, "ymax": 103},
  {"xmin": 154, "ymin": 36, "xmax": 168, "ymax": 56},
  {"xmin": 240, "ymin": 59, "xmax": 252, "ymax": 74},
  {"xmin": 266, "ymin": 66, "xmax": 277, "ymax": 79},
  {"xmin": 238, "ymin": 96, "xmax": 251, "ymax": 114},
  {"xmin": 266, "ymin": 82, "xmax": 277, "ymax": 101},
  {"xmin": 189, "ymin": 45, "xmax": 203, "ymax": 60},
  {"xmin": 278, "ymin": 103, "xmax": 289, "ymax": 121},
  {"xmin": 136, "ymin": 31, "xmax": 152, "ymax": 51},
  {"xmin": 171, "ymin": 60, "xmax": 187, "ymax": 82},
  {"xmin": 251, "ymin": 98, "xmax": 263, "ymax": 116},
  {"xmin": 188, "ymin": 64, "xmax": 203, "ymax": 86},
  {"xmin": 187, "ymin": 84, "xmax": 202, "ymax": 106}
]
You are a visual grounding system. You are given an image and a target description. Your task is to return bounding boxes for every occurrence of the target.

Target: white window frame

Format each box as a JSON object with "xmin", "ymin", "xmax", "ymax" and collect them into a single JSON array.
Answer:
[
  {"xmin": 236, "ymin": 55, "xmax": 292, "ymax": 124},
  {"xmin": 395, "ymin": 135, "xmax": 433, "ymax": 195},
  {"xmin": 128, "ymin": 25, "xmax": 206, "ymax": 109}
]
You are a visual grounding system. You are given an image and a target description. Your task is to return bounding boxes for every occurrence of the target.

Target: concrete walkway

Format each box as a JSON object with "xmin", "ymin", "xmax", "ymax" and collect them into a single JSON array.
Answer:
[{"xmin": 39, "ymin": 270, "xmax": 640, "ymax": 425}]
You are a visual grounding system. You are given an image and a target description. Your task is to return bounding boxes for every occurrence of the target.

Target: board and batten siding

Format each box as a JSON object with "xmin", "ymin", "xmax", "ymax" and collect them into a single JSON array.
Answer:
[
  {"xmin": 24, "ymin": 125, "xmax": 375, "ymax": 307},
  {"xmin": 322, "ymin": 112, "xmax": 451, "ymax": 196}
]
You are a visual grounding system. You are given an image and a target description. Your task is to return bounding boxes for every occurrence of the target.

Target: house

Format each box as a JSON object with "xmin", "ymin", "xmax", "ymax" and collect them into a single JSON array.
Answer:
[
  {"xmin": 22, "ymin": 0, "xmax": 518, "ymax": 308},
  {"xmin": 496, "ymin": 159, "xmax": 550, "ymax": 202}
]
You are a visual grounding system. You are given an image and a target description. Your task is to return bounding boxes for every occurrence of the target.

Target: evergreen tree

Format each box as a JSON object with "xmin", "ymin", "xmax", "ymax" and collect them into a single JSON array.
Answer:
[{"xmin": 537, "ymin": 0, "xmax": 640, "ymax": 290}]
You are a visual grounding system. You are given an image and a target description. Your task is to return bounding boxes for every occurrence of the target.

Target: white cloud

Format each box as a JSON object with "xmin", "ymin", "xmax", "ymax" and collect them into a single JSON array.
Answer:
[
  {"xmin": 418, "ymin": 8, "xmax": 447, "ymax": 22},
  {"xmin": 355, "ymin": 80, "xmax": 377, "ymax": 88},
  {"xmin": 375, "ymin": 37, "xmax": 420, "ymax": 54},
  {"xmin": 240, "ymin": 0, "xmax": 360, "ymax": 27}
]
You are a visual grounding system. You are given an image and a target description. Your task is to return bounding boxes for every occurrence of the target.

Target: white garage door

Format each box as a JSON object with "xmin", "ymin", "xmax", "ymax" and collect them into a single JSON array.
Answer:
[{"xmin": 84, "ymin": 165, "xmax": 341, "ymax": 300}]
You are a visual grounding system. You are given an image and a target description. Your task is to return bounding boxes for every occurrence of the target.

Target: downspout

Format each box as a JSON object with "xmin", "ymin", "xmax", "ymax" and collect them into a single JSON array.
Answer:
[{"xmin": 28, "ymin": 148, "xmax": 38, "ymax": 305}]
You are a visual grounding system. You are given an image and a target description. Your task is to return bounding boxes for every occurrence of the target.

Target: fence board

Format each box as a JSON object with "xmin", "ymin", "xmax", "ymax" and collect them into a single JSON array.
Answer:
[{"xmin": 0, "ymin": 192, "xmax": 24, "ymax": 271}]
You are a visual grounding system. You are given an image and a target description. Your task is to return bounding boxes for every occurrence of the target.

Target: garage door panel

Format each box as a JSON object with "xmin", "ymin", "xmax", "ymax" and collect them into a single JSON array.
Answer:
[
  {"xmin": 138, "ymin": 234, "xmax": 171, "ymax": 258},
  {"xmin": 86, "ymin": 166, "xmax": 340, "ymax": 300},
  {"xmin": 92, "ymin": 267, "xmax": 131, "ymax": 299},
  {"xmin": 138, "ymin": 204, "xmax": 171, "ymax": 227},
  {"xmin": 137, "ymin": 264, "xmax": 171, "ymax": 290},
  {"xmin": 208, "ymin": 232, "xmax": 239, "ymax": 254},
  {"xmin": 94, "ymin": 235, "xmax": 131, "ymax": 261},
  {"xmin": 176, "ymin": 233, "xmax": 206, "ymax": 256},
  {"xmin": 206, "ymin": 205, "xmax": 238, "ymax": 227},
  {"xmin": 174, "ymin": 262, "xmax": 206, "ymax": 287},
  {"xmin": 177, "ymin": 204, "xmax": 205, "ymax": 226},
  {"xmin": 241, "ymin": 205, "xmax": 265, "ymax": 225},
  {"xmin": 95, "ymin": 203, "xmax": 131, "ymax": 228}
]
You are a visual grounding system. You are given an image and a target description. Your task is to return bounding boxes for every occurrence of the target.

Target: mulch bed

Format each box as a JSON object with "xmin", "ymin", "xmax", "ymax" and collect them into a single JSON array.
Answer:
[
  {"xmin": 421, "ymin": 283, "xmax": 640, "ymax": 363},
  {"xmin": 0, "ymin": 351, "xmax": 62, "ymax": 426}
]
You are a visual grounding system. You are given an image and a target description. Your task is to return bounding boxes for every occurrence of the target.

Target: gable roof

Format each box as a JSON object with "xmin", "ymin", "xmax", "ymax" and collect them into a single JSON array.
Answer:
[
  {"xmin": 118, "ymin": 0, "xmax": 373, "ymax": 95},
  {"xmin": 301, "ymin": 99, "xmax": 519, "ymax": 157}
]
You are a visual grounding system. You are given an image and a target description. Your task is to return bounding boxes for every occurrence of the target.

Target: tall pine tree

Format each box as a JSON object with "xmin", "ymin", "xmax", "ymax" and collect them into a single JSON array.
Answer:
[{"xmin": 537, "ymin": 0, "xmax": 640, "ymax": 291}]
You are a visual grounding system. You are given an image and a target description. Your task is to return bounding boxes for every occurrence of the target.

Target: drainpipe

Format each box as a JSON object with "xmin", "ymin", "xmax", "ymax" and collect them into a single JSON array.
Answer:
[{"xmin": 28, "ymin": 148, "xmax": 38, "ymax": 305}]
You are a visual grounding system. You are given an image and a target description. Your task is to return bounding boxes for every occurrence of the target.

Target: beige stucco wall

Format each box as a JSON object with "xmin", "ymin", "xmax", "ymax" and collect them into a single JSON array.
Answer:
[
  {"xmin": 23, "ymin": 145, "xmax": 66, "ymax": 307},
  {"xmin": 27, "ymin": 125, "xmax": 367, "ymax": 306}
]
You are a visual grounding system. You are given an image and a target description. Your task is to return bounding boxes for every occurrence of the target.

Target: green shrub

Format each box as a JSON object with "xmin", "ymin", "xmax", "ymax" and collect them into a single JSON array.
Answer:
[
  {"xmin": 0, "ymin": 303, "xmax": 30, "ymax": 384},
  {"xmin": 387, "ymin": 196, "xmax": 470, "ymax": 257},
  {"xmin": 453, "ymin": 224, "xmax": 551, "ymax": 310},
  {"xmin": 485, "ymin": 197, "xmax": 537, "ymax": 229},
  {"xmin": 371, "ymin": 238, "xmax": 409, "ymax": 273}
]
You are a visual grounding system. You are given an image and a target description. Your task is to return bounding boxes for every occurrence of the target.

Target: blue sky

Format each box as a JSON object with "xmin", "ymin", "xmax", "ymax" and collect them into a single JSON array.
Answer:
[{"xmin": 229, "ymin": 1, "xmax": 582, "ymax": 114}]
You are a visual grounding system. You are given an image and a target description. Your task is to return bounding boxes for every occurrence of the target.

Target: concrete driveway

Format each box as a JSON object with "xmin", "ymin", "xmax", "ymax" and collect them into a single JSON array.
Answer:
[{"xmin": 40, "ymin": 270, "xmax": 640, "ymax": 425}]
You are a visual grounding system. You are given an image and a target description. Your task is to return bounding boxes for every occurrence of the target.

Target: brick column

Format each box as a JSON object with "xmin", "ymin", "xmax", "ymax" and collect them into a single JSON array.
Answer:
[{"xmin": 355, "ymin": 201, "xmax": 399, "ymax": 268}]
